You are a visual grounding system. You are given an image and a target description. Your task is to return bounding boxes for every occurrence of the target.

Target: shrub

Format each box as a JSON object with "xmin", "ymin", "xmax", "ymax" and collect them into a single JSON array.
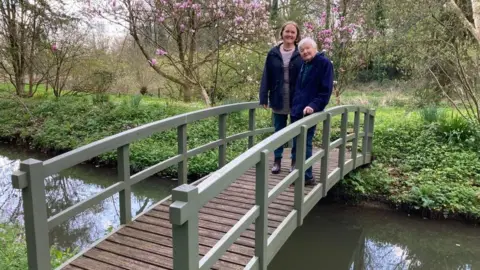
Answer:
[
  {"xmin": 0, "ymin": 223, "xmax": 76, "ymax": 269},
  {"xmin": 336, "ymin": 108, "xmax": 480, "ymax": 221}
]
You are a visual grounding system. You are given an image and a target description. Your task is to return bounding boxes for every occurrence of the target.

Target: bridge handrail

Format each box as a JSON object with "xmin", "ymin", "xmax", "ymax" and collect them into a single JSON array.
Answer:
[
  {"xmin": 11, "ymin": 101, "xmax": 274, "ymax": 270},
  {"xmin": 169, "ymin": 105, "xmax": 375, "ymax": 270}
]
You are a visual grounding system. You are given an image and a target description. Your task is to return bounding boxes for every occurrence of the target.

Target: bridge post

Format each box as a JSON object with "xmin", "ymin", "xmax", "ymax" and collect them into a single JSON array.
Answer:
[
  {"xmin": 178, "ymin": 124, "xmax": 188, "ymax": 185},
  {"xmin": 255, "ymin": 150, "xmax": 269, "ymax": 269},
  {"xmin": 118, "ymin": 144, "xmax": 132, "ymax": 224},
  {"xmin": 338, "ymin": 109, "xmax": 348, "ymax": 178},
  {"xmin": 362, "ymin": 111, "xmax": 370, "ymax": 164},
  {"xmin": 294, "ymin": 125, "xmax": 307, "ymax": 226},
  {"xmin": 320, "ymin": 114, "xmax": 331, "ymax": 196},
  {"xmin": 367, "ymin": 110, "xmax": 375, "ymax": 162},
  {"xmin": 248, "ymin": 109, "xmax": 255, "ymax": 148},
  {"xmin": 351, "ymin": 108, "xmax": 361, "ymax": 169},
  {"xmin": 219, "ymin": 114, "xmax": 227, "ymax": 168},
  {"xmin": 11, "ymin": 159, "xmax": 50, "ymax": 270},
  {"xmin": 170, "ymin": 184, "xmax": 200, "ymax": 270}
]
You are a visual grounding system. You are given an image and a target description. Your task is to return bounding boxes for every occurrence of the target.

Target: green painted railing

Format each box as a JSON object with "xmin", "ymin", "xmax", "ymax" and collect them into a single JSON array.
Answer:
[
  {"xmin": 11, "ymin": 102, "xmax": 275, "ymax": 270},
  {"xmin": 169, "ymin": 105, "xmax": 375, "ymax": 270}
]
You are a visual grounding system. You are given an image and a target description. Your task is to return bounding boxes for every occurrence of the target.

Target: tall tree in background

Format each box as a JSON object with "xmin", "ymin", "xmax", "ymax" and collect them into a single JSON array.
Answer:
[
  {"xmin": 0, "ymin": 0, "xmax": 70, "ymax": 96},
  {"xmin": 86, "ymin": 0, "xmax": 272, "ymax": 106}
]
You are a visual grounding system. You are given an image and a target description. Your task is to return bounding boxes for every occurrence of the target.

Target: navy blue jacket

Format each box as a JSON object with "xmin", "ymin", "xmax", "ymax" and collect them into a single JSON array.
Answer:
[
  {"xmin": 291, "ymin": 52, "xmax": 334, "ymax": 118},
  {"xmin": 259, "ymin": 44, "xmax": 303, "ymax": 111}
]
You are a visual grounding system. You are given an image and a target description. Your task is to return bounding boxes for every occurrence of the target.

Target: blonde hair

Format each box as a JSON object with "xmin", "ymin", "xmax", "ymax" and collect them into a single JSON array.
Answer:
[{"xmin": 280, "ymin": 21, "xmax": 301, "ymax": 44}]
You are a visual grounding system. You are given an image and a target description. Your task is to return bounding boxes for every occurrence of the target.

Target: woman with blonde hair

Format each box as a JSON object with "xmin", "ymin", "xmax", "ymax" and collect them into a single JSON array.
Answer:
[{"xmin": 259, "ymin": 21, "xmax": 303, "ymax": 174}]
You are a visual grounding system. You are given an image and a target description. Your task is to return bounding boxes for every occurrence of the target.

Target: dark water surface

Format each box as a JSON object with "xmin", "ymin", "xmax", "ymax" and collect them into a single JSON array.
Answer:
[
  {"xmin": 1, "ymin": 144, "xmax": 479, "ymax": 269},
  {"xmin": 0, "ymin": 143, "xmax": 175, "ymax": 251},
  {"xmin": 270, "ymin": 203, "xmax": 479, "ymax": 270}
]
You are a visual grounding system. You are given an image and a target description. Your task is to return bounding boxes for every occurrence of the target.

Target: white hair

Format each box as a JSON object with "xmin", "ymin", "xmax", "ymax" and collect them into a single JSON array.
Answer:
[{"xmin": 298, "ymin": 37, "xmax": 318, "ymax": 50}]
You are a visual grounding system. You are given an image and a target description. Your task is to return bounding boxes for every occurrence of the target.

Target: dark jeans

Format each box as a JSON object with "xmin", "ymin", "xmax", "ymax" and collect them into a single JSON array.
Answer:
[
  {"xmin": 291, "ymin": 115, "xmax": 316, "ymax": 180},
  {"xmin": 273, "ymin": 113, "xmax": 289, "ymax": 160}
]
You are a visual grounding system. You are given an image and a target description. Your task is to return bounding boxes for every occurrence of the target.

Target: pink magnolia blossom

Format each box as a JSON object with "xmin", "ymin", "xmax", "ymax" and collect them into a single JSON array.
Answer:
[
  {"xmin": 149, "ymin": 58, "xmax": 157, "ymax": 66},
  {"xmin": 156, "ymin": 48, "xmax": 167, "ymax": 56}
]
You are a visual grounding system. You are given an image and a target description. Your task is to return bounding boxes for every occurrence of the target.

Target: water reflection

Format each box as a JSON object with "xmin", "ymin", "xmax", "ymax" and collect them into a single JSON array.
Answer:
[
  {"xmin": 270, "ymin": 202, "xmax": 479, "ymax": 270},
  {"xmin": 0, "ymin": 144, "xmax": 175, "ymax": 251}
]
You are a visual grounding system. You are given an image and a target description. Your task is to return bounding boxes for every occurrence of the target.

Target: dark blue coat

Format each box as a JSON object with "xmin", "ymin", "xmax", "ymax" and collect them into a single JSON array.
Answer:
[
  {"xmin": 259, "ymin": 44, "xmax": 303, "ymax": 111},
  {"xmin": 291, "ymin": 52, "xmax": 334, "ymax": 118}
]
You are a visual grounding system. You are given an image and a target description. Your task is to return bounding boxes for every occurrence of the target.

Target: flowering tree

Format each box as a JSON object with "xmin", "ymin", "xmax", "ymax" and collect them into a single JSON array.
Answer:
[
  {"xmin": 303, "ymin": 3, "xmax": 366, "ymax": 105},
  {"xmin": 85, "ymin": 0, "xmax": 272, "ymax": 105}
]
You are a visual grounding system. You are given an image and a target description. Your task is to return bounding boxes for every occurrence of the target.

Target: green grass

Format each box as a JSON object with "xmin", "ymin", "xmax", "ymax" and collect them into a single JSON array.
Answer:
[
  {"xmin": 0, "ymin": 223, "xmax": 76, "ymax": 269},
  {"xmin": 335, "ymin": 107, "xmax": 480, "ymax": 222}
]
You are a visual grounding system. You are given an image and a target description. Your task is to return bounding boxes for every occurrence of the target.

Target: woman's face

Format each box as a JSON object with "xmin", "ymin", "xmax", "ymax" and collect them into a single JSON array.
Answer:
[{"xmin": 282, "ymin": 24, "xmax": 297, "ymax": 45}]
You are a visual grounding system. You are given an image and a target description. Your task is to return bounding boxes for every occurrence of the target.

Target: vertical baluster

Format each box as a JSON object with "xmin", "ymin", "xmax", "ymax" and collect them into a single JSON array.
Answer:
[
  {"xmin": 320, "ymin": 114, "xmax": 331, "ymax": 196},
  {"xmin": 339, "ymin": 109, "xmax": 348, "ymax": 178},
  {"xmin": 351, "ymin": 108, "xmax": 360, "ymax": 169},
  {"xmin": 12, "ymin": 159, "xmax": 50, "ymax": 270},
  {"xmin": 255, "ymin": 150, "xmax": 269, "ymax": 270},
  {"xmin": 178, "ymin": 124, "xmax": 188, "ymax": 185},
  {"xmin": 362, "ymin": 111, "xmax": 370, "ymax": 164},
  {"xmin": 118, "ymin": 144, "xmax": 131, "ymax": 224},
  {"xmin": 294, "ymin": 125, "xmax": 307, "ymax": 226},
  {"xmin": 219, "ymin": 114, "xmax": 227, "ymax": 168},
  {"xmin": 170, "ymin": 185, "xmax": 199, "ymax": 270},
  {"xmin": 367, "ymin": 110, "xmax": 375, "ymax": 162},
  {"xmin": 248, "ymin": 109, "xmax": 255, "ymax": 148}
]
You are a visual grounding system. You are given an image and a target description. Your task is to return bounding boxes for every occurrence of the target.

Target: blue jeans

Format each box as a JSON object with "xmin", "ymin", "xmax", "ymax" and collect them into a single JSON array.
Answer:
[
  {"xmin": 273, "ymin": 113, "xmax": 289, "ymax": 160},
  {"xmin": 291, "ymin": 116, "xmax": 316, "ymax": 180}
]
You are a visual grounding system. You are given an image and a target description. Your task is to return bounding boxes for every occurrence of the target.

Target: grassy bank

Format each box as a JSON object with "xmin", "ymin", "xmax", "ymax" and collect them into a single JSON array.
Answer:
[
  {"xmin": 333, "ymin": 107, "xmax": 480, "ymax": 222},
  {"xmin": 0, "ymin": 94, "xmax": 272, "ymax": 177},
  {"xmin": 0, "ymin": 223, "xmax": 75, "ymax": 269},
  {"xmin": 0, "ymin": 91, "xmax": 479, "ymax": 223}
]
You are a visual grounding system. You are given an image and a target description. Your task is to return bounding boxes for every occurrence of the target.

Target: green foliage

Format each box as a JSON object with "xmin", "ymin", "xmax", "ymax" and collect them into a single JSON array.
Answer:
[
  {"xmin": 0, "ymin": 95, "xmax": 271, "ymax": 178},
  {"xmin": 336, "ymin": 108, "xmax": 480, "ymax": 221},
  {"xmin": 0, "ymin": 223, "xmax": 76, "ymax": 269}
]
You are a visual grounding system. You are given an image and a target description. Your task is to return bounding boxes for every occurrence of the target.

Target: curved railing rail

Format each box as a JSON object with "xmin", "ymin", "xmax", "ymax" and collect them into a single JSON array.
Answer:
[
  {"xmin": 10, "ymin": 102, "xmax": 275, "ymax": 270},
  {"xmin": 169, "ymin": 105, "xmax": 375, "ymax": 270}
]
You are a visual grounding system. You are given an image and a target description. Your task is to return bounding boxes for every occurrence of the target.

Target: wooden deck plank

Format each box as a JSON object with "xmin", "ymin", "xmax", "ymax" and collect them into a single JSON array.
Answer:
[
  {"xmin": 70, "ymin": 256, "xmax": 124, "ymax": 270},
  {"xmin": 96, "ymin": 241, "xmax": 173, "ymax": 269},
  {"xmin": 83, "ymin": 248, "xmax": 166, "ymax": 270},
  {"xmin": 63, "ymin": 148, "xmax": 348, "ymax": 269},
  {"xmin": 135, "ymin": 215, "xmax": 256, "ymax": 248},
  {"xmin": 62, "ymin": 265, "xmax": 86, "ymax": 270},
  {"xmin": 125, "ymin": 223, "xmax": 254, "ymax": 257},
  {"xmin": 152, "ymin": 206, "xmax": 279, "ymax": 235},
  {"xmin": 118, "ymin": 227, "xmax": 251, "ymax": 267}
]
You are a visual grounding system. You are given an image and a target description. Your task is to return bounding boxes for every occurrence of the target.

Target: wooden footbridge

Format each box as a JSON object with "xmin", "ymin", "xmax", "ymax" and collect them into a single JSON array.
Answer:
[{"xmin": 12, "ymin": 102, "xmax": 375, "ymax": 270}]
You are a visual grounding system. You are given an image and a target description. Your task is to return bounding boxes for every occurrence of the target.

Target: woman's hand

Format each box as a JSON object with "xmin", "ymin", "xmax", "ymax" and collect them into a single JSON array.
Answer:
[
  {"xmin": 303, "ymin": 106, "xmax": 314, "ymax": 115},
  {"xmin": 263, "ymin": 104, "xmax": 268, "ymax": 109}
]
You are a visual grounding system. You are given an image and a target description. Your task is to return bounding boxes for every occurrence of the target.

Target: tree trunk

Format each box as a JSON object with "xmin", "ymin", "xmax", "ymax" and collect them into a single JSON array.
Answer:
[
  {"xmin": 182, "ymin": 83, "xmax": 192, "ymax": 102},
  {"xmin": 271, "ymin": 0, "xmax": 278, "ymax": 21},
  {"xmin": 15, "ymin": 74, "xmax": 25, "ymax": 97},
  {"xmin": 199, "ymin": 85, "xmax": 212, "ymax": 106},
  {"xmin": 335, "ymin": 86, "xmax": 341, "ymax": 105},
  {"xmin": 28, "ymin": 71, "xmax": 34, "ymax": 97},
  {"xmin": 472, "ymin": 0, "xmax": 480, "ymax": 31},
  {"xmin": 326, "ymin": 0, "xmax": 331, "ymax": 29},
  {"xmin": 447, "ymin": 0, "xmax": 480, "ymax": 44}
]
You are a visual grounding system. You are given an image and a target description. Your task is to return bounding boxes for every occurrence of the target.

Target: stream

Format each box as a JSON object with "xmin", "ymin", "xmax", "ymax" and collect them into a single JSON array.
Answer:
[{"xmin": 1, "ymin": 143, "xmax": 479, "ymax": 269}]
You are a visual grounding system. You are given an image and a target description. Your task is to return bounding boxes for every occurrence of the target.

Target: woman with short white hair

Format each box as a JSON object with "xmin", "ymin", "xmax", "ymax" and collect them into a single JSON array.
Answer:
[{"xmin": 289, "ymin": 37, "xmax": 334, "ymax": 185}]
